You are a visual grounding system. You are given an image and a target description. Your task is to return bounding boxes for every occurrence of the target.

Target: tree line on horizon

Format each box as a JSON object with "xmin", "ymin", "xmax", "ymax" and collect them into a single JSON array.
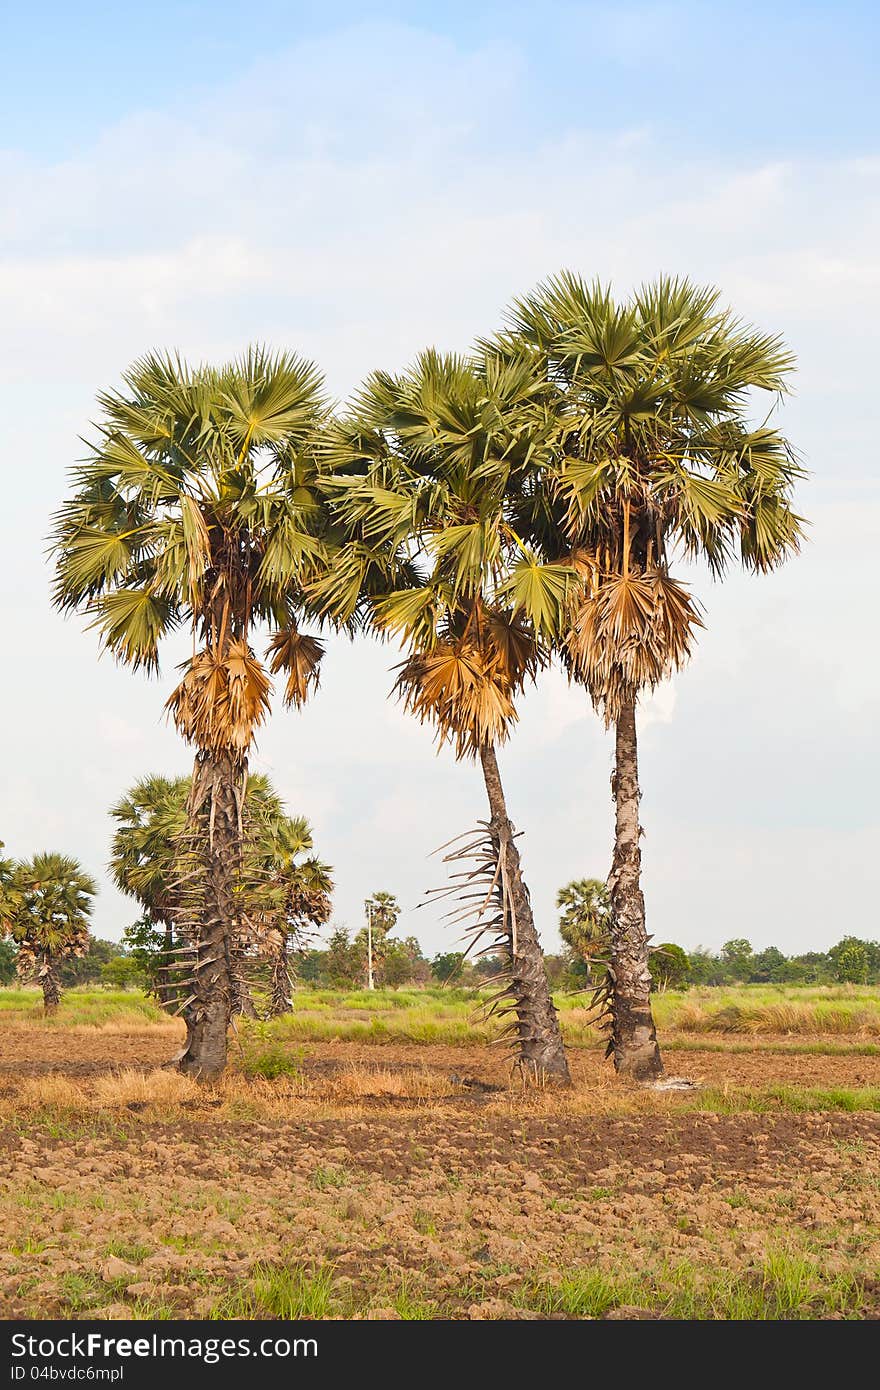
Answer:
[{"xmin": 0, "ymin": 272, "xmax": 805, "ymax": 1083}]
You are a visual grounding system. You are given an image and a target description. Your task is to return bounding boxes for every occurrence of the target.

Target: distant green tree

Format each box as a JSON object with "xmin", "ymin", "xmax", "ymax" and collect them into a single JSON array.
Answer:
[
  {"xmin": 325, "ymin": 927, "xmax": 360, "ymax": 987},
  {"xmin": 650, "ymin": 943, "xmax": 691, "ymax": 991},
  {"xmin": 58, "ymin": 937, "xmax": 120, "ymax": 987},
  {"xmin": 355, "ymin": 892, "xmax": 401, "ymax": 986},
  {"xmin": 721, "ymin": 939, "xmax": 754, "ymax": 982},
  {"xmin": 3, "ymin": 854, "xmax": 95, "ymax": 1012},
  {"xmin": 100, "ymin": 956, "xmax": 145, "ymax": 990},
  {"xmin": 828, "ymin": 937, "xmax": 880, "ymax": 984},
  {"xmin": 0, "ymin": 938, "xmax": 16, "ymax": 985},
  {"xmin": 749, "ymin": 946, "xmax": 789, "ymax": 984},
  {"xmin": 833, "ymin": 940, "xmax": 869, "ymax": 985},
  {"xmin": 431, "ymin": 951, "xmax": 466, "ymax": 984},
  {"xmin": 297, "ymin": 949, "xmax": 326, "ymax": 983}
]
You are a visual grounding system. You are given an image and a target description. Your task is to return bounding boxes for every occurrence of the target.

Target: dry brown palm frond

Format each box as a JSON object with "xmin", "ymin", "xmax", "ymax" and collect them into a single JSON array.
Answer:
[
  {"xmin": 566, "ymin": 568, "xmax": 703, "ymax": 724},
  {"xmin": 166, "ymin": 639, "xmax": 272, "ymax": 754},
  {"xmin": 266, "ymin": 626, "xmax": 325, "ymax": 708},
  {"xmin": 394, "ymin": 641, "xmax": 519, "ymax": 760},
  {"xmin": 392, "ymin": 601, "xmax": 543, "ymax": 760}
]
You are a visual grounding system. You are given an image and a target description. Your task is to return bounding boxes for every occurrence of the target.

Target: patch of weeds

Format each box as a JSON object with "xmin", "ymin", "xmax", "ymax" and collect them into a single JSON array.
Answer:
[
  {"xmin": 393, "ymin": 1279, "xmax": 437, "ymax": 1320},
  {"xmin": 411, "ymin": 1209, "xmax": 437, "ymax": 1236},
  {"xmin": 310, "ymin": 1165, "xmax": 352, "ymax": 1191},
  {"xmin": 241, "ymin": 1043, "xmax": 304, "ymax": 1081},
  {"xmin": 60, "ymin": 1273, "xmax": 108, "ymax": 1313},
  {"xmin": 130, "ymin": 1301, "xmax": 176, "ymax": 1320},
  {"xmin": 516, "ymin": 1253, "xmax": 867, "ymax": 1320},
  {"xmin": 210, "ymin": 1264, "xmax": 341, "ymax": 1320},
  {"xmin": 105, "ymin": 1239, "xmax": 150, "ymax": 1264}
]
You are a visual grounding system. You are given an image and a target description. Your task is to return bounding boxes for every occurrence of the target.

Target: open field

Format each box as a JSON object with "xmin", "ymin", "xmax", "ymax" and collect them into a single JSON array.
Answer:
[{"xmin": 1, "ymin": 985, "xmax": 879, "ymax": 1320}]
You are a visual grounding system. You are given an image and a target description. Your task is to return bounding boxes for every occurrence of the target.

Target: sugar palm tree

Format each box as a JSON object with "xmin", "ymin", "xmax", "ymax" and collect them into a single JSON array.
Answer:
[
  {"xmin": 358, "ymin": 890, "xmax": 401, "ymax": 988},
  {"xmin": 52, "ymin": 348, "xmax": 331, "ymax": 1077},
  {"xmin": 556, "ymin": 878, "xmax": 611, "ymax": 981},
  {"xmin": 2, "ymin": 854, "xmax": 95, "ymax": 1012},
  {"xmin": 110, "ymin": 775, "xmax": 187, "ymax": 1005},
  {"xmin": 110, "ymin": 772, "xmax": 331, "ymax": 1017},
  {"xmin": 323, "ymin": 351, "xmax": 570, "ymax": 1082},
  {"xmin": 503, "ymin": 274, "xmax": 804, "ymax": 1079},
  {"xmin": 240, "ymin": 800, "xmax": 332, "ymax": 1017}
]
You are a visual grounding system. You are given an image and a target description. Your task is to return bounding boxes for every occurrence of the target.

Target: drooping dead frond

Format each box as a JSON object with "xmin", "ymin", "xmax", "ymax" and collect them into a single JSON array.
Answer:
[
  {"xmin": 566, "ymin": 569, "xmax": 703, "ymax": 724},
  {"xmin": 422, "ymin": 817, "xmax": 562, "ymax": 1077},
  {"xmin": 392, "ymin": 603, "xmax": 543, "ymax": 760},
  {"xmin": 266, "ymin": 626, "xmax": 325, "ymax": 708},
  {"xmin": 395, "ymin": 643, "xmax": 518, "ymax": 760},
  {"xmin": 166, "ymin": 639, "xmax": 272, "ymax": 754}
]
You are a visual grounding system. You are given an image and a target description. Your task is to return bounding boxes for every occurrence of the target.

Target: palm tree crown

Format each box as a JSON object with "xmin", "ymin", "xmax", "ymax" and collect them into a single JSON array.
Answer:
[
  {"xmin": 3, "ymin": 852, "xmax": 95, "ymax": 969},
  {"xmin": 501, "ymin": 273, "xmax": 804, "ymax": 718},
  {"xmin": 51, "ymin": 347, "xmax": 334, "ymax": 749}
]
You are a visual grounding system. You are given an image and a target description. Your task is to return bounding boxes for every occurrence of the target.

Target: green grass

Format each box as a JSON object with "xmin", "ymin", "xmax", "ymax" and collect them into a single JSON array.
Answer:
[
  {"xmin": 203, "ymin": 1252, "xmax": 868, "ymax": 1320},
  {"xmin": 692, "ymin": 1085, "xmax": 880, "ymax": 1114},
  {"xmin": 0, "ymin": 988, "xmax": 168, "ymax": 1027},
  {"xmin": 3, "ymin": 981, "xmax": 879, "ymax": 1045},
  {"xmin": 210, "ymin": 1264, "xmax": 338, "ymax": 1320},
  {"xmin": 516, "ymin": 1252, "xmax": 866, "ymax": 1320}
]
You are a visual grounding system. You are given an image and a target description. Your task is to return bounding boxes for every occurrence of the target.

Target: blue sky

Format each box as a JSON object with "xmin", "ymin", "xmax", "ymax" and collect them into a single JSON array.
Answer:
[
  {"xmin": 5, "ymin": 2, "xmax": 878, "ymax": 159},
  {"xmin": 1, "ymin": 2, "xmax": 878, "ymax": 954}
]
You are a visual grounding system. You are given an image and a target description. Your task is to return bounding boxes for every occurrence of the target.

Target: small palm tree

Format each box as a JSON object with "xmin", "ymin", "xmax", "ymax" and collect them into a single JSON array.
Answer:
[
  {"xmin": 242, "ymin": 807, "xmax": 333, "ymax": 1016},
  {"xmin": 52, "ymin": 348, "xmax": 332, "ymax": 1077},
  {"xmin": 323, "ymin": 351, "xmax": 570, "ymax": 1082},
  {"xmin": 556, "ymin": 878, "xmax": 611, "ymax": 981},
  {"xmin": 358, "ymin": 891, "xmax": 401, "ymax": 988},
  {"xmin": 110, "ymin": 775, "xmax": 187, "ymax": 1005},
  {"xmin": 111, "ymin": 773, "xmax": 331, "ymax": 1017},
  {"xmin": 2, "ymin": 854, "xmax": 95, "ymax": 1012},
  {"xmin": 503, "ymin": 274, "xmax": 804, "ymax": 1079}
]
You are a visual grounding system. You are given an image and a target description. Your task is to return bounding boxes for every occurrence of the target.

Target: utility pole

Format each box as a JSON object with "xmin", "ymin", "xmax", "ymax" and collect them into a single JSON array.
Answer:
[{"xmin": 366, "ymin": 902, "xmax": 374, "ymax": 990}]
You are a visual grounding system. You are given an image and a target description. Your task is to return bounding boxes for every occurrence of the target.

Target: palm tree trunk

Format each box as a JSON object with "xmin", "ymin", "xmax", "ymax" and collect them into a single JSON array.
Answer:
[
  {"xmin": 41, "ymin": 965, "xmax": 61, "ymax": 1014},
  {"xmin": 41, "ymin": 962, "xmax": 61, "ymax": 1014},
  {"xmin": 608, "ymin": 693, "xmax": 663, "ymax": 1081},
  {"xmin": 230, "ymin": 951, "xmax": 258, "ymax": 1018},
  {"xmin": 269, "ymin": 935, "xmax": 293, "ymax": 1017},
  {"xmin": 478, "ymin": 744, "xmax": 570, "ymax": 1084},
  {"xmin": 157, "ymin": 921, "xmax": 174, "ymax": 1008},
  {"xmin": 178, "ymin": 750, "xmax": 241, "ymax": 1081}
]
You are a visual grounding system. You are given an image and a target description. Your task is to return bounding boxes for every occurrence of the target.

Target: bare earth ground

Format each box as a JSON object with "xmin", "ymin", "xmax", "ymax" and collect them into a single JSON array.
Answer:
[{"xmin": 2, "ymin": 1022, "xmax": 879, "ymax": 1319}]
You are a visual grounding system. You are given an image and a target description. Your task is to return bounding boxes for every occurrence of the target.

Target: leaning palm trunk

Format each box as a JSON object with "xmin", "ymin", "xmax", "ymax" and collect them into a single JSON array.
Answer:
[
  {"xmin": 269, "ymin": 936, "xmax": 294, "ymax": 1017},
  {"xmin": 40, "ymin": 961, "xmax": 61, "ymax": 1015},
  {"xmin": 177, "ymin": 750, "xmax": 242, "ymax": 1080},
  {"xmin": 607, "ymin": 694, "xmax": 663, "ymax": 1081},
  {"xmin": 478, "ymin": 745, "xmax": 571, "ymax": 1084}
]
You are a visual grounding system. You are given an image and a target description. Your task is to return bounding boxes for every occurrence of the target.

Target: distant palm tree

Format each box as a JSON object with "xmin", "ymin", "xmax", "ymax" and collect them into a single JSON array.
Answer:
[
  {"xmin": 110, "ymin": 773, "xmax": 331, "ymax": 1017},
  {"xmin": 52, "ymin": 348, "xmax": 331, "ymax": 1077},
  {"xmin": 242, "ymin": 806, "xmax": 333, "ymax": 1017},
  {"xmin": 358, "ymin": 890, "xmax": 401, "ymax": 988},
  {"xmin": 556, "ymin": 878, "xmax": 611, "ymax": 981},
  {"xmin": 110, "ymin": 775, "xmax": 187, "ymax": 1005},
  {"xmin": 323, "ymin": 351, "xmax": 570, "ymax": 1083},
  {"xmin": 503, "ymin": 274, "xmax": 803, "ymax": 1079},
  {"xmin": 2, "ymin": 854, "xmax": 95, "ymax": 1012}
]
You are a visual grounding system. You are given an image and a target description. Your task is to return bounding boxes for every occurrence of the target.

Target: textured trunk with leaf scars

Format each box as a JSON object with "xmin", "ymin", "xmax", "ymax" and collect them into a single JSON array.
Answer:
[
  {"xmin": 608, "ymin": 694, "xmax": 664, "ymax": 1081},
  {"xmin": 230, "ymin": 952, "xmax": 258, "ymax": 1018},
  {"xmin": 178, "ymin": 750, "xmax": 242, "ymax": 1080},
  {"xmin": 479, "ymin": 744, "xmax": 571, "ymax": 1084},
  {"xmin": 41, "ymin": 962, "xmax": 61, "ymax": 1015},
  {"xmin": 269, "ymin": 936, "xmax": 294, "ymax": 1017},
  {"xmin": 157, "ymin": 922, "xmax": 175, "ymax": 1008}
]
